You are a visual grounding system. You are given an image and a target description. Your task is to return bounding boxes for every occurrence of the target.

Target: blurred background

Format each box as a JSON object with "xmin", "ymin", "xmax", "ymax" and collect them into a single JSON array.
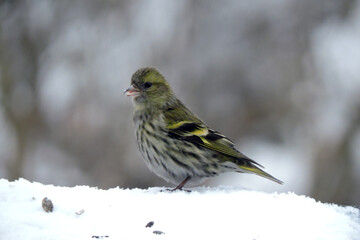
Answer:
[{"xmin": 0, "ymin": 0, "xmax": 359, "ymax": 206}]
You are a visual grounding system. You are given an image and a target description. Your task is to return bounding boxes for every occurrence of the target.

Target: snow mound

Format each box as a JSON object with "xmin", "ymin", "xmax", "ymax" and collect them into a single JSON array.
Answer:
[{"xmin": 0, "ymin": 178, "xmax": 359, "ymax": 240}]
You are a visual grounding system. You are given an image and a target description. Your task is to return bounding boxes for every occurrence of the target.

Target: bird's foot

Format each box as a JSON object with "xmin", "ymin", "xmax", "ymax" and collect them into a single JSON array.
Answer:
[
  {"xmin": 160, "ymin": 176, "xmax": 192, "ymax": 192},
  {"xmin": 160, "ymin": 188, "xmax": 191, "ymax": 193}
]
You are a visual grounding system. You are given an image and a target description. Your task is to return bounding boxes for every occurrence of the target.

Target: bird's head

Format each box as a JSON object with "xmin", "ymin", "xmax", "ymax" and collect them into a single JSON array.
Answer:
[{"xmin": 124, "ymin": 67, "xmax": 174, "ymax": 109}]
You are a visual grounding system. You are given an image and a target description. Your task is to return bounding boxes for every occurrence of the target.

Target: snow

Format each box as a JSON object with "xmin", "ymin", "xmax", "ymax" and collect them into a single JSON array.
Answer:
[{"xmin": 0, "ymin": 179, "xmax": 359, "ymax": 240}]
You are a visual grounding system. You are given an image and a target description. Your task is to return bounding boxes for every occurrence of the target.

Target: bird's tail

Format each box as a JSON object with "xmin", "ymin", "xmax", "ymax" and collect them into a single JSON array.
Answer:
[{"xmin": 237, "ymin": 161, "xmax": 283, "ymax": 184}]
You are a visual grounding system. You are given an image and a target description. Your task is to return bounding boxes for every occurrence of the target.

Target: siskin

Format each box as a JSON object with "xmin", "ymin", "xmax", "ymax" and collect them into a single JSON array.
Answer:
[{"xmin": 124, "ymin": 67, "xmax": 283, "ymax": 190}]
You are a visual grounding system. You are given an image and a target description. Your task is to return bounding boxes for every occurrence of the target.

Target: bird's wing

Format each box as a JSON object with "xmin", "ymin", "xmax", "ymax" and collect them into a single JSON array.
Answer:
[
  {"xmin": 167, "ymin": 121, "xmax": 248, "ymax": 158},
  {"xmin": 163, "ymin": 101, "xmax": 259, "ymax": 164},
  {"xmin": 162, "ymin": 101, "xmax": 283, "ymax": 185}
]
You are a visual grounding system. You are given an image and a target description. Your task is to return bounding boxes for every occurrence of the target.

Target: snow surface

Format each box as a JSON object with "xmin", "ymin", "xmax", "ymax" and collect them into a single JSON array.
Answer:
[{"xmin": 0, "ymin": 179, "xmax": 359, "ymax": 240}]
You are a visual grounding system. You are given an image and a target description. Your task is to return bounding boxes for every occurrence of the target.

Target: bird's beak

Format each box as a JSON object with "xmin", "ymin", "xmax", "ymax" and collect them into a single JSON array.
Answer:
[{"xmin": 124, "ymin": 84, "xmax": 140, "ymax": 97}]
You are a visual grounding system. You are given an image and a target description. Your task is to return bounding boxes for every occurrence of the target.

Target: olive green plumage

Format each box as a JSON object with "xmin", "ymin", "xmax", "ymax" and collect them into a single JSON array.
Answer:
[{"xmin": 125, "ymin": 67, "xmax": 283, "ymax": 190}]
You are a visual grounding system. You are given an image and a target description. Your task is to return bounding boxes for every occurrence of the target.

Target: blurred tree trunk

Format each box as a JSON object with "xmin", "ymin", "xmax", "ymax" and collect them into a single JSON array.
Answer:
[
  {"xmin": 310, "ymin": 0, "xmax": 359, "ymax": 206},
  {"xmin": 0, "ymin": 2, "xmax": 44, "ymax": 180},
  {"xmin": 311, "ymin": 108, "xmax": 360, "ymax": 205}
]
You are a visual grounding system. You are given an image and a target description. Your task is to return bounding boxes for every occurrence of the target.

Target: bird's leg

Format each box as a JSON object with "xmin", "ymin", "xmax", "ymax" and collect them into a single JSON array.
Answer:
[
  {"xmin": 161, "ymin": 176, "xmax": 191, "ymax": 192},
  {"xmin": 172, "ymin": 176, "xmax": 191, "ymax": 191}
]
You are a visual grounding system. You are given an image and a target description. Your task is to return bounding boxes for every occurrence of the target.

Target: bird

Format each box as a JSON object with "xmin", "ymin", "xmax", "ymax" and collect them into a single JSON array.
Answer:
[{"xmin": 124, "ymin": 67, "xmax": 283, "ymax": 190}]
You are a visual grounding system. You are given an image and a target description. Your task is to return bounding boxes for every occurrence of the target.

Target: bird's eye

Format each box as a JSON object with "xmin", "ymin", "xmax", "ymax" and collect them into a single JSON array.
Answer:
[{"xmin": 143, "ymin": 82, "xmax": 152, "ymax": 89}]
